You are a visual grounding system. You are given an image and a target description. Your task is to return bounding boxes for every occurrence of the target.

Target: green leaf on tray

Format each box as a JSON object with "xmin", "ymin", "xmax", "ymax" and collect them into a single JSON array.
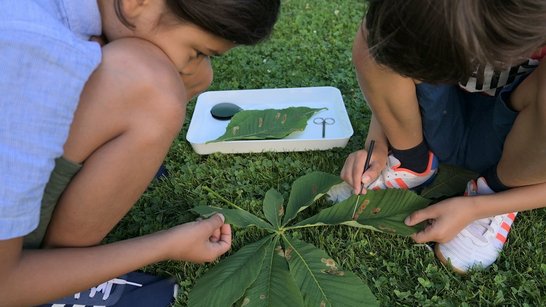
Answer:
[{"xmin": 208, "ymin": 106, "xmax": 327, "ymax": 142}]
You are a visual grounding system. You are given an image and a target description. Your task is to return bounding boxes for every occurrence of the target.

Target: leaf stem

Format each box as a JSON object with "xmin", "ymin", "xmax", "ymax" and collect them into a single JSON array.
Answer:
[
  {"xmin": 283, "ymin": 224, "xmax": 325, "ymax": 231},
  {"xmin": 202, "ymin": 186, "xmax": 244, "ymax": 210}
]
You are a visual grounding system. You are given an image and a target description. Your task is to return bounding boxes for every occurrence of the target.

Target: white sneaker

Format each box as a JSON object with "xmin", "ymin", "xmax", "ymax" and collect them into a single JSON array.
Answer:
[
  {"xmin": 435, "ymin": 177, "xmax": 517, "ymax": 273},
  {"xmin": 367, "ymin": 151, "xmax": 438, "ymax": 190},
  {"xmin": 327, "ymin": 181, "xmax": 354, "ymax": 203}
]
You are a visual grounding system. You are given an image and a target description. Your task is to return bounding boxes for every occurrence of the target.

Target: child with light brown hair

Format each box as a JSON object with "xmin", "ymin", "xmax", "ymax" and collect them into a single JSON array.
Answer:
[{"xmin": 341, "ymin": 0, "xmax": 546, "ymax": 273}]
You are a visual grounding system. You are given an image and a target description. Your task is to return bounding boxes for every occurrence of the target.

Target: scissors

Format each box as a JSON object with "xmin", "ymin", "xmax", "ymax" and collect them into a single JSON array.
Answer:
[{"xmin": 313, "ymin": 117, "xmax": 335, "ymax": 138}]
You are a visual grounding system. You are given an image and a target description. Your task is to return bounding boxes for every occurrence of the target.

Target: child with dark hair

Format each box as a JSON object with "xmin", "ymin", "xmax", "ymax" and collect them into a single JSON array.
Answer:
[
  {"xmin": 0, "ymin": 0, "xmax": 280, "ymax": 305},
  {"xmin": 338, "ymin": 0, "xmax": 546, "ymax": 273}
]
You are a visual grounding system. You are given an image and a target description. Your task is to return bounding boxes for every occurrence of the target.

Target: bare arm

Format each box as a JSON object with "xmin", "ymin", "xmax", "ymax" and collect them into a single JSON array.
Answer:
[
  {"xmin": 0, "ymin": 215, "xmax": 230, "ymax": 306},
  {"xmin": 341, "ymin": 22, "xmax": 421, "ymax": 192},
  {"xmin": 406, "ymin": 183, "xmax": 546, "ymax": 243}
]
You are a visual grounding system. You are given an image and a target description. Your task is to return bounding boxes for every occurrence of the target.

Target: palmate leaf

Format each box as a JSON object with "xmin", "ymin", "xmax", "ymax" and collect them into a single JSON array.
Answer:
[
  {"xmin": 209, "ymin": 107, "xmax": 326, "ymax": 142},
  {"xmin": 187, "ymin": 236, "xmax": 272, "ymax": 307},
  {"xmin": 192, "ymin": 205, "xmax": 273, "ymax": 231},
  {"xmin": 295, "ymin": 189, "xmax": 432, "ymax": 236},
  {"xmin": 263, "ymin": 189, "xmax": 284, "ymax": 229},
  {"xmin": 282, "ymin": 235, "xmax": 378, "ymax": 307},
  {"xmin": 240, "ymin": 236, "xmax": 305, "ymax": 307},
  {"xmin": 282, "ymin": 171, "xmax": 343, "ymax": 226},
  {"xmin": 421, "ymin": 164, "xmax": 478, "ymax": 200}
]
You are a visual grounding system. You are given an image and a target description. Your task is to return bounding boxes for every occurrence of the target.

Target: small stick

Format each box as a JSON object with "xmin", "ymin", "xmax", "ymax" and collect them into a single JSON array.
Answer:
[
  {"xmin": 351, "ymin": 140, "xmax": 376, "ymax": 219},
  {"xmin": 359, "ymin": 140, "xmax": 375, "ymax": 194}
]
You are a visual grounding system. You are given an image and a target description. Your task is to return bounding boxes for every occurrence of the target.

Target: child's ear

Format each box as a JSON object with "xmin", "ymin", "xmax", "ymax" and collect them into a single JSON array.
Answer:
[{"xmin": 118, "ymin": 0, "xmax": 149, "ymax": 21}]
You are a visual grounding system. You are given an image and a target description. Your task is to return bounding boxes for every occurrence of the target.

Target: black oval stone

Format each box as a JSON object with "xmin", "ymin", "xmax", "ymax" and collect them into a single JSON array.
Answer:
[{"xmin": 210, "ymin": 102, "xmax": 243, "ymax": 120}]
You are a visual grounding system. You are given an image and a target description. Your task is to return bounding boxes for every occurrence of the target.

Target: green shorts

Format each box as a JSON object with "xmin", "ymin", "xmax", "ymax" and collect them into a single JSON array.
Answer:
[{"xmin": 23, "ymin": 157, "xmax": 82, "ymax": 249}]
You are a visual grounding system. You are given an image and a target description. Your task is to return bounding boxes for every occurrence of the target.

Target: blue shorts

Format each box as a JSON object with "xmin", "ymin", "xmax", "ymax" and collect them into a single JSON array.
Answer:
[{"xmin": 415, "ymin": 74, "xmax": 530, "ymax": 173}]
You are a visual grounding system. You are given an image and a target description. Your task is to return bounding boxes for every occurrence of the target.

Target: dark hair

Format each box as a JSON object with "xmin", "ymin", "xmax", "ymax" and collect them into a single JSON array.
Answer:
[
  {"xmin": 164, "ymin": 0, "xmax": 280, "ymax": 45},
  {"xmin": 114, "ymin": 0, "xmax": 280, "ymax": 45},
  {"xmin": 365, "ymin": 0, "xmax": 546, "ymax": 83}
]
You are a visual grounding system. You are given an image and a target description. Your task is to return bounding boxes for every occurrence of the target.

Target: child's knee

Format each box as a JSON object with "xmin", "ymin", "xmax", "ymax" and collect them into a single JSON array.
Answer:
[{"xmin": 133, "ymin": 96, "xmax": 185, "ymax": 145}]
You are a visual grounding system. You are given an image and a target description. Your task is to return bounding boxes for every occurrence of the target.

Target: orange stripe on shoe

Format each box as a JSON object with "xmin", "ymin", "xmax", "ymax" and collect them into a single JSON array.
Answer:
[
  {"xmin": 501, "ymin": 222, "xmax": 511, "ymax": 232},
  {"xmin": 496, "ymin": 233, "xmax": 506, "ymax": 244},
  {"xmin": 395, "ymin": 178, "xmax": 409, "ymax": 189},
  {"xmin": 386, "ymin": 181, "xmax": 394, "ymax": 188},
  {"xmin": 507, "ymin": 213, "xmax": 516, "ymax": 221}
]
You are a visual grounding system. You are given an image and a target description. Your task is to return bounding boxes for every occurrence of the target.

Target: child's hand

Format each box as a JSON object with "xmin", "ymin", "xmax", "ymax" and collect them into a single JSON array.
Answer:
[
  {"xmin": 341, "ymin": 149, "xmax": 386, "ymax": 195},
  {"xmin": 164, "ymin": 214, "xmax": 231, "ymax": 263},
  {"xmin": 404, "ymin": 197, "xmax": 475, "ymax": 243}
]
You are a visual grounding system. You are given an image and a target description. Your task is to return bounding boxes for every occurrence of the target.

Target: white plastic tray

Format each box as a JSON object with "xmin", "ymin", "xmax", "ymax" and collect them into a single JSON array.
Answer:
[{"xmin": 186, "ymin": 86, "xmax": 353, "ymax": 154}]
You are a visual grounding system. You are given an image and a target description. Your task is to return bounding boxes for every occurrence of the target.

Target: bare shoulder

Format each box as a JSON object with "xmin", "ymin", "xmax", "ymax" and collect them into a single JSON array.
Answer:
[{"xmin": 96, "ymin": 38, "xmax": 187, "ymax": 102}]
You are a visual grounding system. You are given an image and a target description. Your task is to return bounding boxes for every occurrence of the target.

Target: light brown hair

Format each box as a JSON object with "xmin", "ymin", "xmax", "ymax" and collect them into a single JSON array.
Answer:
[{"xmin": 365, "ymin": 0, "xmax": 546, "ymax": 83}]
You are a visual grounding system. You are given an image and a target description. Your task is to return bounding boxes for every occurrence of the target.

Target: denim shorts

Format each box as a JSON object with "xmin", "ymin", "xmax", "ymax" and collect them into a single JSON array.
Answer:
[{"xmin": 415, "ymin": 74, "xmax": 530, "ymax": 174}]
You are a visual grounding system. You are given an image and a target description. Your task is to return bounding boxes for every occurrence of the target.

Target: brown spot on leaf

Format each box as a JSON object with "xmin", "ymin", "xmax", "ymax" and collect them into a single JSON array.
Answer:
[
  {"xmin": 372, "ymin": 207, "xmax": 381, "ymax": 214},
  {"xmin": 232, "ymin": 126, "xmax": 240, "ymax": 135},
  {"xmin": 353, "ymin": 199, "xmax": 370, "ymax": 220},
  {"xmin": 320, "ymin": 301, "xmax": 327, "ymax": 307},
  {"xmin": 278, "ymin": 205, "xmax": 284, "ymax": 217},
  {"xmin": 281, "ymin": 113, "xmax": 287, "ymax": 124},
  {"xmin": 258, "ymin": 117, "xmax": 263, "ymax": 128},
  {"xmin": 378, "ymin": 225, "xmax": 397, "ymax": 233},
  {"xmin": 284, "ymin": 247, "xmax": 293, "ymax": 260},
  {"xmin": 259, "ymin": 294, "xmax": 266, "ymax": 300},
  {"xmin": 275, "ymin": 112, "xmax": 281, "ymax": 120},
  {"xmin": 359, "ymin": 200, "xmax": 369, "ymax": 213},
  {"xmin": 322, "ymin": 267, "xmax": 345, "ymax": 276},
  {"xmin": 311, "ymin": 184, "xmax": 318, "ymax": 195},
  {"xmin": 321, "ymin": 258, "xmax": 337, "ymax": 268},
  {"xmin": 241, "ymin": 297, "xmax": 250, "ymax": 306},
  {"xmin": 275, "ymin": 245, "xmax": 284, "ymax": 257}
]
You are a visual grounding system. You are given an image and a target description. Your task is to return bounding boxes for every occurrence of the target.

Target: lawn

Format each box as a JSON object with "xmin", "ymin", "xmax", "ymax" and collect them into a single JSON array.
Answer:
[{"xmin": 106, "ymin": 0, "xmax": 546, "ymax": 305}]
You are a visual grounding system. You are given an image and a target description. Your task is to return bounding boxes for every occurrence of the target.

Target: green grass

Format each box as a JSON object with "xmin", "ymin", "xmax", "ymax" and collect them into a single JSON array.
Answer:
[{"xmin": 106, "ymin": 0, "xmax": 546, "ymax": 305}]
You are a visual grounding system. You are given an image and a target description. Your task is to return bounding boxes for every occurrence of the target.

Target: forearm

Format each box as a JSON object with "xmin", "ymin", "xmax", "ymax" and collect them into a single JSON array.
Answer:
[
  {"xmin": 1, "ymin": 231, "xmax": 172, "ymax": 306},
  {"xmin": 366, "ymin": 115, "xmax": 389, "ymax": 155},
  {"xmin": 471, "ymin": 182, "xmax": 546, "ymax": 219},
  {"xmin": 353, "ymin": 25, "xmax": 423, "ymax": 149}
]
